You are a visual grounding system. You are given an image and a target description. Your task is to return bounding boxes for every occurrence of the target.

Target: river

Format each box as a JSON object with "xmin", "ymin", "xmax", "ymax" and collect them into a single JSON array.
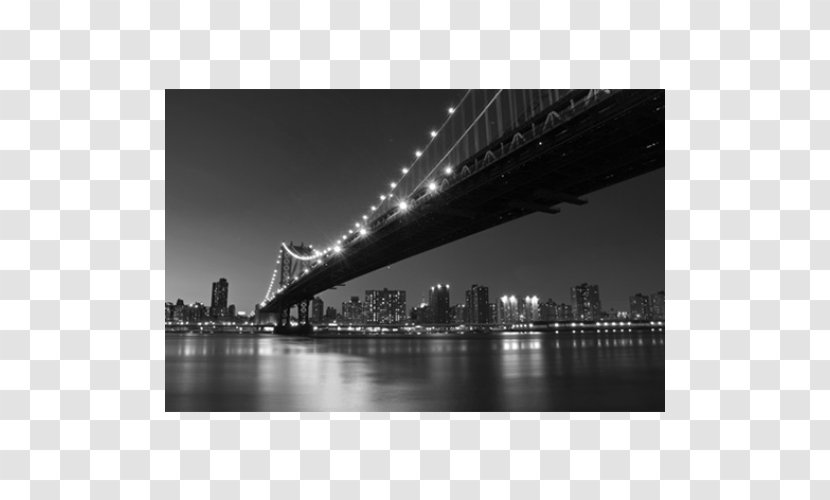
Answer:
[{"xmin": 165, "ymin": 329, "xmax": 664, "ymax": 412}]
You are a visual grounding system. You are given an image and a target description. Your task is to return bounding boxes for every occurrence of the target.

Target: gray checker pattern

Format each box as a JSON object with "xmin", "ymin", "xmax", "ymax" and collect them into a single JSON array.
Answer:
[{"xmin": 1, "ymin": 0, "xmax": 830, "ymax": 498}]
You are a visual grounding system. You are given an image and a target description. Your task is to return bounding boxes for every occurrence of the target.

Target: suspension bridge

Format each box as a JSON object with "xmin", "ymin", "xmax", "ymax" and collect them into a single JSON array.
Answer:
[{"xmin": 258, "ymin": 89, "xmax": 665, "ymax": 331}]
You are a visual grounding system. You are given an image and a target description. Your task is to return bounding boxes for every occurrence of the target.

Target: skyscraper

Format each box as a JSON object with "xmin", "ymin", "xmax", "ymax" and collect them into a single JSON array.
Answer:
[
  {"xmin": 488, "ymin": 303, "xmax": 498, "ymax": 324},
  {"xmin": 412, "ymin": 303, "xmax": 430, "ymax": 324},
  {"xmin": 498, "ymin": 295, "xmax": 519, "ymax": 324},
  {"xmin": 210, "ymin": 278, "xmax": 229, "ymax": 318},
  {"xmin": 364, "ymin": 288, "xmax": 407, "ymax": 324},
  {"xmin": 571, "ymin": 283, "xmax": 601, "ymax": 321},
  {"xmin": 174, "ymin": 299, "xmax": 185, "ymax": 322},
  {"xmin": 311, "ymin": 297, "xmax": 324, "ymax": 324},
  {"xmin": 555, "ymin": 303, "xmax": 573, "ymax": 321},
  {"xmin": 650, "ymin": 291, "xmax": 665, "ymax": 320},
  {"xmin": 524, "ymin": 296, "xmax": 540, "ymax": 322},
  {"xmin": 190, "ymin": 302, "xmax": 207, "ymax": 322},
  {"xmin": 465, "ymin": 284, "xmax": 490, "ymax": 324},
  {"xmin": 324, "ymin": 306, "xmax": 337, "ymax": 322},
  {"xmin": 342, "ymin": 296, "xmax": 363, "ymax": 323},
  {"xmin": 428, "ymin": 284, "xmax": 451, "ymax": 324},
  {"xmin": 629, "ymin": 293, "xmax": 652, "ymax": 320},
  {"xmin": 540, "ymin": 299, "xmax": 556, "ymax": 322},
  {"xmin": 451, "ymin": 304, "xmax": 467, "ymax": 324}
]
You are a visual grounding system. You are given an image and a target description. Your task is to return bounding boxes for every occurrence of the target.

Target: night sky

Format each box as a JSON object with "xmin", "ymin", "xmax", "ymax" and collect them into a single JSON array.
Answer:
[{"xmin": 167, "ymin": 90, "xmax": 664, "ymax": 315}]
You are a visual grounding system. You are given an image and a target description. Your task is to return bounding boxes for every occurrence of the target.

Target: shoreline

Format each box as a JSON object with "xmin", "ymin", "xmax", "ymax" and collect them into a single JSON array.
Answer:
[{"xmin": 166, "ymin": 327, "xmax": 666, "ymax": 340}]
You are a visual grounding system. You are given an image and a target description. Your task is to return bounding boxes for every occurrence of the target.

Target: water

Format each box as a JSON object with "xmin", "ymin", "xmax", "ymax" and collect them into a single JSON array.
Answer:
[{"xmin": 166, "ymin": 330, "xmax": 664, "ymax": 412}]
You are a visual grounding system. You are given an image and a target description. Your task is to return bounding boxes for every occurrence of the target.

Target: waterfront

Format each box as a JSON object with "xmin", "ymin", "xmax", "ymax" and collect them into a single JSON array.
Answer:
[{"xmin": 166, "ymin": 329, "xmax": 664, "ymax": 412}]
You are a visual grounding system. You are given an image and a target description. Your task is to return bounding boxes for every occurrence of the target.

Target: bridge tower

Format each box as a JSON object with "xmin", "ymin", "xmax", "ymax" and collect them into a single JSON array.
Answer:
[{"xmin": 277, "ymin": 242, "xmax": 313, "ymax": 327}]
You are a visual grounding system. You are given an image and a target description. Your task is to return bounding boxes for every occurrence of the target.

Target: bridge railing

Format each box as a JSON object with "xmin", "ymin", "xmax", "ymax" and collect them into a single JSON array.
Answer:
[{"xmin": 369, "ymin": 90, "xmax": 572, "ymax": 225}]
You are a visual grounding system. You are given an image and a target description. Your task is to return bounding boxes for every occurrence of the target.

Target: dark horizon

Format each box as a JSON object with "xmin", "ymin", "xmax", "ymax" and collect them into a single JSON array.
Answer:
[{"xmin": 167, "ymin": 90, "xmax": 664, "ymax": 315}]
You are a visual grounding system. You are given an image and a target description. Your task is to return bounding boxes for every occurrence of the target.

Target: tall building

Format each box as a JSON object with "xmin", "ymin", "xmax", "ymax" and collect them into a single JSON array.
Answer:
[
  {"xmin": 210, "ymin": 278, "xmax": 229, "ymax": 318},
  {"xmin": 311, "ymin": 297, "xmax": 324, "ymax": 324},
  {"xmin": 465, "ymin": 284, "xmax": 490, "ymax": 324},
  {"xmin": 650, "ymin": 291, "xmax": 665, "ymax": 320},
  {"xmin": 165, "ymin": 302, "xmax": 174, "ymax": 322},
  {"xmin": 463, "ymin": 290, "xmax": 472, "ymax": 323},
  {"xmin": 324, "ymin": 306, "xmax": 337, "ymax": 322},
  {"xmin": 412, "ymin": 303, "xmax": 430, "ymax": 324},
  {"xmin": 540, "ymin": 299, "xmax": 556, "ymax": 322},
  {"xmin": 498, "ymin": 295, "xmax": 519, "ymax": 324},
  {"xmin": 228, "ymin": 304, "xmax": 237, "ymax": 318},
  {"xmin": 190, "ymin": 302, "xmax": 207, "ymax": 322},
  {"xmin": 451, "ymin": 304, "xmax": 467, "ymax": 324},
  {"xmin": 173, "ymin": 299, "xmax": 185, "ymax": 322},
  {"xmin": 428, "ymin": 284, "xmax": 451, "ymax": 324},
  {"xmin": 342, "ymin": 296, "xmax": 363, "ymax": 323},
  {"xmin": 524, "ymin": 296, "xmax": 540, "ymax": 322},
  {"xmin": 364, "ymin": 288, "xmax": 407, "ymax": 324},
  {"xmin": 571, "ymin": 283, "xmax": 601, "ymax": 321},
  {"xmin": 629, "ymin": 293, "xmax": 651, "ymax": 320},
  {"xmin": 488, "ymin": 303, "xmax": 498, "ymax": 324},
  {"xmin": 555, "ymin": 303, "xmax": 573, "ymax": 321}
]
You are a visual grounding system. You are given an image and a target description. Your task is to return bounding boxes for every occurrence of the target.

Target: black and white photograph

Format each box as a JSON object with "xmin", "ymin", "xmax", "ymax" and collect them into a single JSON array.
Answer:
[
  {"xmin": 165, "ymin": 89, "xmax": 666, "ymax": 412},
  {"xmin": 4, "ymin": 0, "xmax": 829, "ymax": 497}
]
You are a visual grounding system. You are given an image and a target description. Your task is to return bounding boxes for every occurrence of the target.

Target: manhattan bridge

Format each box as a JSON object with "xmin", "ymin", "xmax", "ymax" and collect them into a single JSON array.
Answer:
[{"xmin": 258, "ymin": 89, "xmax": 665, "ymax": 330}]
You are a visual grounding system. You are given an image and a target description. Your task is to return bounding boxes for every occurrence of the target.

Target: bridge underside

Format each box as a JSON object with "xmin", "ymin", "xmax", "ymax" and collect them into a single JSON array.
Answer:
[{"xmin": 262, "ymin": 90, "xmax": 664, "ymax": 314}]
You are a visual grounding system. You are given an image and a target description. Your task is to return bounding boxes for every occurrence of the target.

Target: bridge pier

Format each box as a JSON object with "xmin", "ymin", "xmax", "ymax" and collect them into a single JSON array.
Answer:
[
  {"xmin": 298, "ymin": 299, "xmax": 310, "ymax": 326},
  {"xmin": 278, "ymin": 307, "xmax": 290, "ymax": 328}
]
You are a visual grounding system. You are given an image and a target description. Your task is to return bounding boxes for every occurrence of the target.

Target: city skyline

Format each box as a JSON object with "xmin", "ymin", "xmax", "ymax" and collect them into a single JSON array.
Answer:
[
  {"xmin": 167, "ymin": 275, "xmax": 664, "ymax": 323},
  {"xmin": 167, "ymin": 91, "xmax": 663, "ymax": 315}
]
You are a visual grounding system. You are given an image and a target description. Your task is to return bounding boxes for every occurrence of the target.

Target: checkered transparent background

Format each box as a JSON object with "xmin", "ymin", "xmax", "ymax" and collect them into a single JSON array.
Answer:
[{"xmin": 1, "ymin": 0, "xmax": 829, "ymax": 498}]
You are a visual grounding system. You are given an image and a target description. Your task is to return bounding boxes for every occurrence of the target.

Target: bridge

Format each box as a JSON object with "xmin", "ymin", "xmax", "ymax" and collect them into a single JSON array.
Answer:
[{"xmin": 259, "ymin": 89, "xmax": 665, "ymax": 329}]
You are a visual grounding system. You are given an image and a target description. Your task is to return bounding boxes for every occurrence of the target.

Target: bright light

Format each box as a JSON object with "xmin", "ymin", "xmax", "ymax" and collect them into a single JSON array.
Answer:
[
  {"xmin": 415, "ymin": 150, "xmax": 422, "ymax": 157},
  {"xmin": 448, "ymin": 107, "xmax": 455, "ymax": 114},
  {"xmin": 362, "ymin": 215, "xmax": 368, "ymax": 220},
  {"xmin": 359, "ymin": 228, "xmax": 367, "ymax": 236},
  {"xmin": 380, "ymin": 195, "xmax": 386, "ymax": 201},
  {"xmin": 398, "ymin": 200, "xmax": 409, "ymax": 211},
  {"xmin": 444, "ymin": 166, "xmax": 453, "ymax": 175},
  {"xmin": 401, "ymin": 167, "xmax": 408, "ymax": 174},
  {"xmin": 428, "ymin": 182, "xmax": 437, "ymax": 192},
  {"xmin": 430, "ymin": 130, "xmax": 437, "ymax": 138},
  {"xmin": 371, "ymin": 205, "xmax": 377, "ymax": 211},
  {"xmin": 333, "ymin": 245, "xmax": 342, "ymax": 253},
  {"xmin": 390, "ymin": 182, "xmax": 397, "ymax": 189},
  {"xmin": 354, "ymin": 222, "xmax": 360, "ymax": 228},
  {"xmin": 348, "ymin": 229, "xmax": 353, "ymax": 234},
  {"xmin": 281, "ymin": 242, "xmax": 321, "ymax": 261}
]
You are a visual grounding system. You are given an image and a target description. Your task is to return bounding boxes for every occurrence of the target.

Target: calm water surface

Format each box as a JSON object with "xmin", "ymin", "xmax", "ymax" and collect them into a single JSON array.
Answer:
[{"xmin": 166, "ymin": 330, "xmax": 664, "ymax": 412}]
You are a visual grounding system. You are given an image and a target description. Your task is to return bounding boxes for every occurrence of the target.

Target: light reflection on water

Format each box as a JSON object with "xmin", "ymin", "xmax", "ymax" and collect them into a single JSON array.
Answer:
[{"xmin": 166, "ymin": 330, "xmax": 664, "ymax": 412}]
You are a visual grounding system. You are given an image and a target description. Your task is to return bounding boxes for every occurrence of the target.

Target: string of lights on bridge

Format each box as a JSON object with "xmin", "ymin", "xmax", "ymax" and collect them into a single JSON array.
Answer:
[{"xmin": 262, "ymin": 95, "xmax": 470, "ymax": 304}]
